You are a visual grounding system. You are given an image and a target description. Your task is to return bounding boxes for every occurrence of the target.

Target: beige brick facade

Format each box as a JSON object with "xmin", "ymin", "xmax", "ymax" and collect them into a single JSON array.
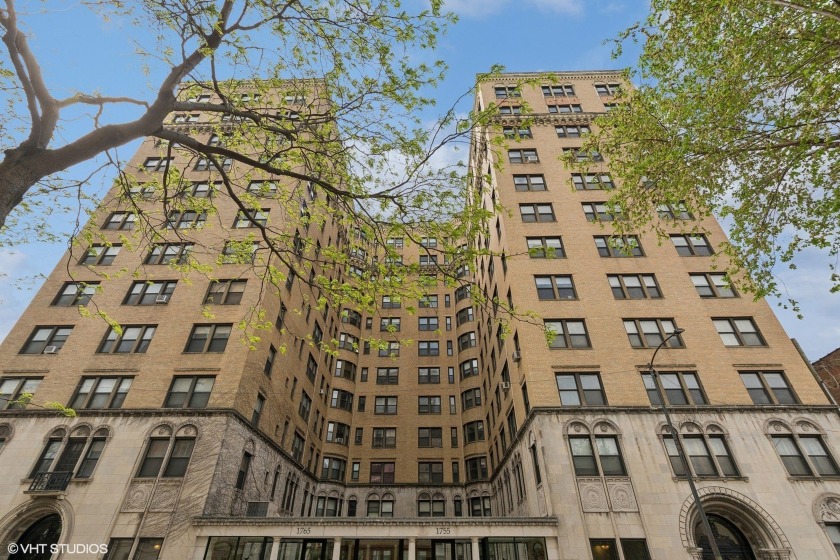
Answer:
[{"xmin": 0, "ymin": 73, "xmax": 839, "ymax": 560}]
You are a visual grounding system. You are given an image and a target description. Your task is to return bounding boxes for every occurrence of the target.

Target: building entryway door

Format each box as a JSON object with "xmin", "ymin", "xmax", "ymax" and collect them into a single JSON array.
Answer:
[
  {"xmin": 9, "ymin": 514, "xmax": 62, "ymax": 560},
  {"xmin": 696, "ymin": 514, "xmax": 756, "ymax": 560},
  {"xmin": 277, "ymin": 539, "xmax": 330, "ymax": 560}
]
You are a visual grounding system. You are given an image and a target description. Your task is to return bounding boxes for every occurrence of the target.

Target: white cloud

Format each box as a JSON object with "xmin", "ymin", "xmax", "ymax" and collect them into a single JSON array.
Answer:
[{"xmin": 526, "ymin": 0, "xmax": 584, "ymax": 15}]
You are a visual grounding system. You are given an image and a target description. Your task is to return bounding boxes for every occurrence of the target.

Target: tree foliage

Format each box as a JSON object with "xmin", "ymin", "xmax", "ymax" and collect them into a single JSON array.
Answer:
[{"xmin": 578, "ymin": 0, "xmax": 840, "ymax": 310}]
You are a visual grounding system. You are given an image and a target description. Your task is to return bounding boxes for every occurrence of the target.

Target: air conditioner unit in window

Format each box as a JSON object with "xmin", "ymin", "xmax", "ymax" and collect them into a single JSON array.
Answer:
[
  {"xmin": 501, "ymin": 381, "xmax": 511, "ymax": 391},
  {"xmin": 512, "ymin": 350, "xmax": 522, "ymax": 362},
  {"xmin": 319, "ymin": 389, "xmax": 325, "ymax": 396},
  {"xmin": 526, "ymin": 156, "xmax": 539, "ymax": 163},
  {"xmin": 43, "ymin": 346, "xmax": 58, "ymax": 354},
  {"xmin": 335, "ymin": 437, "xmax": 345, "ymax": 444},
  {"xmin": 155, "ymin": 295, "xmax": 170, "ymax": 304}
]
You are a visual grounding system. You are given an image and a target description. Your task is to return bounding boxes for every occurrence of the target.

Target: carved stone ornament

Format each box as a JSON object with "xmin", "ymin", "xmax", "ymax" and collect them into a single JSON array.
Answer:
[
  {"xmin": 578, "ymin": 479, "xmax": 609, "ymax": 512},
  {"xmin": 150, "ymin": 482, "xmax": 181, "ymax": 512},
  {"xmin": 771, "ymin": 422, "xmax": 784, "ymax": 432},
  {"xmin": 122, "ymin": 481, "xmax": 154, "ymax": 512},
  {"xmin": 599, "ymin": 424, "xmax": 608, "ymax": 433},
  {"xmin": 573, "ymin": 424, "xmax": 582, "ymax": 433},
  {"xmin": 607, "ymin": 479, "xmax": 638, "ymax": 512},
  {"xmin": 819, "ymin": 497, "xmax": 840, "ymax": 521},
  {"xmin": 797, "ymin": 421, "xmax": 813, "ymax": 432}
]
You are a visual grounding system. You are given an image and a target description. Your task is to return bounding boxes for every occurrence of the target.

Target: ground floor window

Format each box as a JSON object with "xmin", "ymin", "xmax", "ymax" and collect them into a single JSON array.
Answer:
[{"xmin": 204, "ymin": 537, "xmax": 271, "ymax": 560}]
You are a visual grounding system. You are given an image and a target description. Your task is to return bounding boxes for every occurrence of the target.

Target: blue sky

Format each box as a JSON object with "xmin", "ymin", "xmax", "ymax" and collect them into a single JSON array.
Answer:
[{"xmin": 0, "ymin": 0, "xmax": 838, "ymax": 361}]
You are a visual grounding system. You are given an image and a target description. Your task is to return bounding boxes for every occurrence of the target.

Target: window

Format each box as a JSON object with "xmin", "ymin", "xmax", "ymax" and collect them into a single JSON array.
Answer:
[
  {"xmin": 321, "ymin": 457, "xmax": 347, "ymax": 481},
  {"xmin": 204, "ymin": 280, "xmax": 247, "ymax": 305},
  {"xmin": 291, "ymin": 433, "xmax": 305, "ymax": 462},
  {"xmin": 657, "ymin": 202, "xmax": 693, "ymax": 220},
  {"xmin": 548, "ymin": 104, "xmax": 582, "ymax": 113},
  {"xmin": 298, "ymin": 392, "xmax": 311, "ymax": 421},
  {"xmin": 595, "ymin": 83, "xmax": 622, "ymax": 96},
  {"xmin": 253, "ymin": 394, "xmax": 265, "ymax": 424},
  {"xmin": 221, "ymin": 241, "xmax": 259, "ymax": 264},
  {"xmin": 194, "ymin": 157, "xmax": 232, "ymax": 171},
  {"xmin": 419, "ymin": 295, "xmax": 438, "ymax": 309},
  {"xmin": 690, "ymin": 273, "xmax": 737, "ymax": 298},
  {"xmin": 582, "ymin": 202, "xmax": 622, "ymax": 222},
  {"xmin": 594, "ymin": 235, "xmax": 643, "ymax": 257},
  {"xmin": 556, "ymin": 373, "xmax": 606, "ymax": 406},
  {"xmin": 419, "ymin": 462, "xmax": 444, "ymax": 484},
  {"xmin": 69, "ymin": 377, "xmax": 133, "ymax": 409},
  {"xmin": 144, "ymin": 243, "xmax": 192, "ymax": 265},
  {"xmin": 21, "ymin": 326, "xmax": 73, "ymax": 355},
  {"xmin": 714, "ymin": 318, "xmax": 765, "ymax": 347},
  {"xmin": 555, "ymin": 124, "xmax": 591, "ymax": 137},
  {"xmin": 663, "ymin": 431, "xmax": 739, "ymax": 478},
  {"xmin": 184, "ymin": 324, "xmax": 232, "ymax": 353},
  {"xmin": 623, "ymin": 319, "xmax": 683, "ymax": 348},
  {"xmin": 524, "ymin": 237, "xmax": 564, "ymax": 259},
  {"xmin": 180, "ymin": 181, "xmax": 215, "ymax": 198},
  {"xmin": 460, "ymin": 358, "xmax": 479, "ymax": 379},
  {"xmin": 382, "ymin": 295, "xmax": 401, "ymax": 309},
  {"xmin": 419, "ymin": 367, "xmax": 440, "ymax": 384},
  {"xmin": 97, "ymin": 325, "xmax": 157, "ymax": 354},
  {"xmin": 418, "ymin": 492, "xmax": 446, "ymax": 517},
  {"xmin": 670, "ymin": 234, "xmax": 713, "ymax": 256},
  {"xmin": 572, "ymin": 173, "xmax": 614, "ymax": 190},
  {"xmin": 508, "ymin": 149, "xmax": 539, "ymax": 164},
  {"xmin": 513, "ymin": 174, "xmax": 547, "ymax": 191},
  {"xmin": 386, "ymin": 236, "xmax": 404, "ymax": 249},
  {"xmin": 772, "ymin": 434, "xmax": 840, "ymax": 477},
  {"xmin": 53, "ymin": 282, "xmax": 99, "ymax": 306},
  {"xmin": 418, "ymin": 396, "xmax": 442, "ymax": 414},
  {"xmin": 142, "ymin": 157, "xmax": 173, "ymax": 171},
  {"xmin": 374, "ymin": 396, "xmax": 397, "ymax": 415},
  {"xmin": 542, "ymin": 84, "xmax": 575, "ymax": 96},
  {"xmin": 494, "ymin": 86, "xmax": 520, "ymax": 98},
  {"xmin": 372, "ymin": 428, "xmax": 396, "ymax": 448},
  {"xmin": 642, "ymin": 372, "xmax": 706, "ymax": 405},
  {"xmin": 567, "ymin": 139, "xmax": 603, "ymax": 154},
  {"xmin": 247, "ymin": 180, "xmax": 279, "ymax": 196},
  {"xmin": 535, "ymin": 275, "xmax": 577, "ymax": 300},
  {"xmin": 370, "ymin": 463, "xmax": 395, "ymax": 483},
  {"xmin": 236, "ymin": 452, "xmax": 252, "ymax": 489},
  {"xmin": 544, "ymin": 319, "xmax": 590, "ymax": 348},
  {"xmin": 419, "ymin": 341, "xmax": 440, "ymax": 356},
  {"xmin": 233, "ymin": 209, "xmax": 269, "ymax": 228},
  {"xmin": 519, "ymin": 203, "xmax": 555, "ymax": 222},
  {"xmin": 378, "ymin": 341, "xmax": 400, "ymax": 357},
  {"xmin": 739, "ymin": 371, "xmax": 797, "ymax": 404},
  {"xmin": 334, "ymin": 360, "xmax": 356, "ymax": 381},
  {"xmin": 608, "ymin": 274, "xmax": 661, "ymax": 299},
  {"xmin": 164, "ymin": 376, "xmax": 214, "ymax": 408},
  {"xmin": 464, "ymin": 421, "xmax": 485, "ymax": 443},
  {"xmin": 103, "ymin": 211, "xmax": 136, "ymax": 230},
  {"xmin": 166, "ymin": 210, "xmax": 206, "ymax": 229},
  {"xmin": 457, "ymin": 332, "xmax": 477, "ymax": 351},
  {"xmin": 137, "ymin": 434, "xmax": 195, "ymax": 478},
  {"xmin": 461, "ymin": 388, "xmax": 482, "ymax": 410},
  {"xmin": 173, "ymin": 113, "xmax": 200, "ymax": 123},
  {"xmin": 341, "ymin": 309, "xmax": 362, "ymax": 327},
  {"xmin": 498, "ymin": 105, "xmax": 522, "ymax": 116},
  {"xmin": 379, "ymin": 317, "xmax": 400, "ymax": 332},
  {"xmin": 376, "ymin": 368, "xmax": 399, "ymax": 385},
  {"xmin": 124, "ymin": 280, "xmax": 176, "ymax": 305},
  {"xmin": 589, "ymin": 539, "xmax": 651, "ymax": 560},
  {"xmin": 569, "ymin": 435, "xmax": 626, "ymax": 476},
  {"xmin": 465, "ymin": 456, "xmax": 488, "ymax": 481},
  {"xmin": 456, "ymin": 307, "xmax": 474, "ymax": 326},
  {"xmin": 80, "ymin": 244, "xmax": 121, "ymax": 266},
  {"xmin": 127, "ymin": 183, "xmax": 156, "ymax": 198},
  {"xmin": 503, "ymin": 126, "xmax": 532, "ymax": 139},
  {"xmin": 105, "ymin": 538, "xmax": 165, "ymax": 560},
  {"xmin": 418, "ymin": 428, "xmax": 443, "ymax": 448},
  {"xmin": 30, "ymin": 427, "xmax": 110, "ymax": 480},
  {"xmin": 0, "ymin": 377, "xmax": 42, "ymax": 409}
]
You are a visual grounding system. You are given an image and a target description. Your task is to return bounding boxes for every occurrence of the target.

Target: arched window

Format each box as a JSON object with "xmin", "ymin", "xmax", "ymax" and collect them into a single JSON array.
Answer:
[
  {"xmin": 567, "ymin": 422, "xmax": 626, "ymax": 477},
  {"xmin": 10, "ymin": 514, "xmax": 62, "ymax": 560},
  {"xmin": 136, "ymin": 425, "xmax": 196, "ymax": 478},
  {"xmin": 29, "ymin": 426, "xmax": 110, "ymax": 489},
  {"xmin": 661, "ymin": 423, "xmax": 739, "ymax": 478},
  {"xmin": 367, "ymin": 492, "xmax": 394, "ymax": 517},
  {"xmin": 768, "ymin": 420, "xmax": 840, "ymax": 477}
]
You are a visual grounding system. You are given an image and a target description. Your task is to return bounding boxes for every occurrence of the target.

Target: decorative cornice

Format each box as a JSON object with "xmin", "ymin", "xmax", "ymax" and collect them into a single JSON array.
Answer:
[
  {"xmin": 192, "ymin": 516, "xmax": 559, "ymax": 527},
  {"xmin": 479, "ymin": 70, "xmax": 625, "ymax": 83}
]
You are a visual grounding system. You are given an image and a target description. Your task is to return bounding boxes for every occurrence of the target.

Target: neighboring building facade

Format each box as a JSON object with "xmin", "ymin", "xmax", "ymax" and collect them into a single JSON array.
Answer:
[
  {"xmin": 1, "ymin": 72, "xmax": 840, "ymax": 560},
  {"xmin": 814, "ymin": 348, "xmax": 840, "ymax": 405}
]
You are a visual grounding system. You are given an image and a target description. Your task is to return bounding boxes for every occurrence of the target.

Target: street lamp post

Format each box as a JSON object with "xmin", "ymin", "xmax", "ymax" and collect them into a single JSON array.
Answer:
[{"xmin": 649, "ymin": 328, "xmax": 723, "ymax": 560}]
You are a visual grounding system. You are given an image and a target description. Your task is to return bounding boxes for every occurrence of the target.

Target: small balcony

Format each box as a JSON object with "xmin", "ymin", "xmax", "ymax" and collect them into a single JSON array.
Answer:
[{"xmin": 28, "ymin": 472, "xmax": 72, "ymax": 493}]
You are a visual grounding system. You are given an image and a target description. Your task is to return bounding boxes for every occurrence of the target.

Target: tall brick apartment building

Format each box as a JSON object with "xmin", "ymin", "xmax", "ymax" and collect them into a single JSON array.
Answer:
[{"xmin": 1, "ymin": 72, "xmax": 840, "ymax": 560}]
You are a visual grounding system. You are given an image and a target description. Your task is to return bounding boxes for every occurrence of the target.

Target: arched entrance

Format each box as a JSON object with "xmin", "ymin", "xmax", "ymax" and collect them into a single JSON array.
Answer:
[
  {"xmin": 9, "ymin": 514, "xmax": 62, "ymax": 560},
  {"xmin": 695, "ymin": 514, "xmax": 756, "ymax": 560}
]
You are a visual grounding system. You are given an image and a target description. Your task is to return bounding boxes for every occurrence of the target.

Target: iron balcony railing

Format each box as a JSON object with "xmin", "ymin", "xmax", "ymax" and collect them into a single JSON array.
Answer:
[{"xmin": 28, "ymin": 471, "xmax": 72, "ymax": 492}]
